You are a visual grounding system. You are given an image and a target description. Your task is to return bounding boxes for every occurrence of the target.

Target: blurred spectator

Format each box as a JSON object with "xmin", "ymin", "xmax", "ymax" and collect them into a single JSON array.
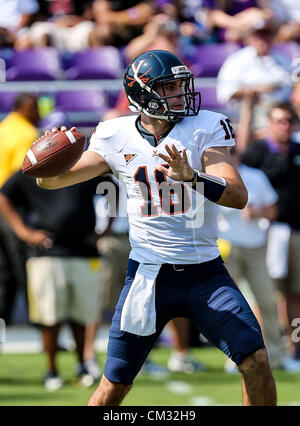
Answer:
[
  {"xmin": 290, "ymin": 82, "xmax": 300, "ymax": 141},
  {"xmin": 43, "ymin": 0, "xmax": 92, "ymax": 17},
  {"xmin": 0, "ymin": 93, "xmax": 40, "ymax": 325},
  {"xmin": 0, "ymin": 0, "xmax": 39, "ymax": 30},
  {"xmin": 0, "ymin": 93, "xmax": 40, "ymax": 186},
  {"xmin": 267, "ymin": 0, "xmax": 300, "ymax": 42},
  {"xmin": 0, "ymin": 0, "xmax": 39, "ymax": 48},
  {"xmin": 241, "ymin": 101, "xmax": 300, "ymax": 360},
  {"xmin": 90, "ymin": 0, "xmax": 155, "ymax": 47},
  {"xmin": 157, "ymin": 1, "xmax": 213, "ymax": 44},
  {"xmin": 15, "ymin": 1, "xmax": 95, "ymax": 51},
  {"xmin": 167, "ymin": 317, "xmax": 207, "ymax": 373},
  {"xmin": 0, "ymin": 171, "xmax": 112, "ymax": 390},
  {"xmin": 218, "ymin": 148, "xmax": 300, "ymax": 371},
  {"xmin": 103, "ymin": 14, "xmax": 183, "ymax": 121},
  {"xmin": 125, "ymin": 14, "xmax": 180, "ymax": 64},
  {"xmin": 203, "ymin": 0, "xmax": 272, "ymax": 42},
  {"xmin": 217, "ymin": 19, "xmax": 292, "ymax": 129}
]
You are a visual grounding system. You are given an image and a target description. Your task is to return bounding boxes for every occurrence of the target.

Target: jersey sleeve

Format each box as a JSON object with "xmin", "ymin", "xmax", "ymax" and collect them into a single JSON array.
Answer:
[
  {"xmin": 199, "ymin": 114, "xmax": 236, "ymax": 158},
  {"xmin": 88, "ymin": 123, "xmax": 109, "ymax": 159},
  {"xmin": 88, "ymin": 116, "xmax": 135, "ymax": 159}
]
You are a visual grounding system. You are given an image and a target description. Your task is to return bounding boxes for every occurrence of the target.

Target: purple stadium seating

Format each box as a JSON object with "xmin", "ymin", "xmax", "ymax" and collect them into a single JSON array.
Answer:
[
  {"xmin": 0, "ymin": 48, "xmax": 14, "ymax": 72},
  {"xmin": 5, "ymin": 48, "xmax": 61, "ymax": 81},
  {"xmin": 196, "ymin": 86, "xmax": 230, "ymax": 114},
  {"xmin": 55, "ymin": 89, "xmax": 109, "ymax": 126},
  {"xmin": 64, "ymin": 47, "xmax": 123, "ymax": 80},
  {"xmin": 188, "ymin": 43, "xmax": 240, "ymax": 77},
  {"xmin": 0, "ymin": 92, "xmax": 17, "ymax": 112}
]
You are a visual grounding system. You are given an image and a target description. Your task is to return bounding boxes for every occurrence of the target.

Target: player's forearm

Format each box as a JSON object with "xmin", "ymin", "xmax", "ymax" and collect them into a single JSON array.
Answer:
[
  {"xmin": 189, "ymin": 170, "xmax": 248, "ymax": 209},
  {"xmin": 216, "ymin": 177, "xmax": 248, "ymax": 209},
  {"xmin": 37, "ymin": 150, "xmax": 111, "ymax": 189},
  {"xmin": 37, "ymin": 166, "xmax": 101, "ymax": 189}
]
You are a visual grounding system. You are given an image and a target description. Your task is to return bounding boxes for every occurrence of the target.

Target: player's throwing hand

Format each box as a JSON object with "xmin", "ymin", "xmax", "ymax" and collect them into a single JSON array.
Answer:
[
  {"xmin": 155, "ymin": 144, "xmax": 194, "ymax": 182},
  {"xmin": 45, "ymin": 126, "xmax": 77, "ymax": 135}
]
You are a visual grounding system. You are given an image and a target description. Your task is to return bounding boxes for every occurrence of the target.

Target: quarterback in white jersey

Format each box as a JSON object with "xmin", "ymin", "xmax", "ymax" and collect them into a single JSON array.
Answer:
[
  {"xmin": 38, "ymin": 50, "xmax": 276, "ymax": 406},
  {"xmin": 89, "ymin": 111, "xmax": 235, "ymax": 265}
]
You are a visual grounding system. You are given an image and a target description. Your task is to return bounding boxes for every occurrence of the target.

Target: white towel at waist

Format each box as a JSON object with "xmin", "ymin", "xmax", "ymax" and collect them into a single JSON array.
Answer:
[{"xmin": 120, "ymin": 263, "xmax": 162, "ymax": 336}]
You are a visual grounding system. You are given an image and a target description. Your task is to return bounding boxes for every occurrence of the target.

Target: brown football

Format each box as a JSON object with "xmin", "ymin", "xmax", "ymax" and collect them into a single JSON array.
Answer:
[{"xmin": 22, "ymin": 130, "xmax": 86, "ymax": 178}]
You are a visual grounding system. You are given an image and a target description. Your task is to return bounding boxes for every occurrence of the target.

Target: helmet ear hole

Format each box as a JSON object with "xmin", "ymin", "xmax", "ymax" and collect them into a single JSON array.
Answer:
[{"xmin": 148, "ymin": 101, "xmax": 160, "ymax": 110}]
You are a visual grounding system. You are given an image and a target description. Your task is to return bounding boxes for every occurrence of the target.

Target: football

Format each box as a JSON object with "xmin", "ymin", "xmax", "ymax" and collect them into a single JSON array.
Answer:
[{"xmin": 22, "ymin": 130, "xmax": 86, "ymax": 178}]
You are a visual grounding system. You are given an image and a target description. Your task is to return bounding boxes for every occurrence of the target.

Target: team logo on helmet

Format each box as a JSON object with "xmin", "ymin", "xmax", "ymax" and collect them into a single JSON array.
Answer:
[{"xmin": 127, "ymin": 60, "xmax": 152, "ymax": 87}]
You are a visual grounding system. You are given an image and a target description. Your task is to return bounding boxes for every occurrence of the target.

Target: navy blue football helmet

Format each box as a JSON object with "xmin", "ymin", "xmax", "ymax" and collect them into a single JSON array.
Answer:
[{"xmin": 123, "ymin": 50, "xmax": 201, "ymax": 122}]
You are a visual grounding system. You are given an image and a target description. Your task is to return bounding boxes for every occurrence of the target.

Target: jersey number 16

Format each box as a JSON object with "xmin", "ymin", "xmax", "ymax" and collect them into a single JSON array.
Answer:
[{"xmin": 134, "ymin": 166, "xmax": 191, "ymax": 217}]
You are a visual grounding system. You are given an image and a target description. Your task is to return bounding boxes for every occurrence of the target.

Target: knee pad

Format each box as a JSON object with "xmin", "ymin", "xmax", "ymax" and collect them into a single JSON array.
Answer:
[
  {"xmin": 104, "ymin": 357, "xmax": 137, "ymax": 385},
  {"xmin": 231, "ymin": 327, "xmax": 265, "ymax": 365}
]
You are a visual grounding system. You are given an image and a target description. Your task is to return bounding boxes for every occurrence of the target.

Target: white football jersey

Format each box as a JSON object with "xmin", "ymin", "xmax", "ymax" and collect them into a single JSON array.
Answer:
[{"xmin": 89, "ymin": 111, "xmax": 235, "ymax": 264}]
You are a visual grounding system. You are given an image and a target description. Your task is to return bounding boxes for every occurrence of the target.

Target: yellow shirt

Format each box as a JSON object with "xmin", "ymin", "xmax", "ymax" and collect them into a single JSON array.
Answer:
[{"xmin": 0, "ymin": 112, "xmax": 39, "ymax": 186}]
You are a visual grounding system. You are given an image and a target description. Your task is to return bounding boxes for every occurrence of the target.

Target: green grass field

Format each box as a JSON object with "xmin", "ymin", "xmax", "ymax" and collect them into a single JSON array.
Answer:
[{"xmin": 1, "ymin": 347, "xmax": 300, "ymax": 406}]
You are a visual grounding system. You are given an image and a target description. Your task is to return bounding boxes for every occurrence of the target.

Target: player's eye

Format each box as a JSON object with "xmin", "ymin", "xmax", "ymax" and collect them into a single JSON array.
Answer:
[{"xmin": 165, "ymin": 84, "xmax": 175, "ymax": 91}]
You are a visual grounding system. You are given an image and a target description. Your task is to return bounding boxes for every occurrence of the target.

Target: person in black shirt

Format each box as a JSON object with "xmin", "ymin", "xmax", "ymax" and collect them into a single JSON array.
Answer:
[
  {"xmin": 242, "ymin": 102, "xmax": 300, "ymax": 360},
  {"xmin": 0, "ymin": 171, "xmax": 114, "ymax": 390}
]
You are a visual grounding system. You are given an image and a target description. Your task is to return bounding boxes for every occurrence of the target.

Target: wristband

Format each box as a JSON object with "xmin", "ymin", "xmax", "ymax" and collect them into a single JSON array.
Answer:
[
  {"xmin": 185, "ymin": 170, "xmax": 197, "ymax": 183},
  {"xmin": 190, "ymin": 169, "xmax": 226, "ymax": 203}
]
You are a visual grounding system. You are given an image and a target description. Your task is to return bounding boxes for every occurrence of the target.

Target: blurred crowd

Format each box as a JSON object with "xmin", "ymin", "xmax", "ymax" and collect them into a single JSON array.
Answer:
[
  {"xmin": 1, "ymin": 0, "xmax": 300, "ymax": 52},
  {"xmin": 1, "ymin": 0, "xmax": 300, "ymax": 389}
]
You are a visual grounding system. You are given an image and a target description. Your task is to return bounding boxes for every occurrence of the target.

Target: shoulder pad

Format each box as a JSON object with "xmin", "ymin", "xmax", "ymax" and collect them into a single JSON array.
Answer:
[
  {"xmin": 94, "ymin": 117, "xmax": 121, "ymax": 139},
  {"xmin": 176, "ymin": 111, "xmax": 228, "ymax": 147},
  {"xmin": 90, "ymin": 115, "xmax": 137, "ymax": 155}
]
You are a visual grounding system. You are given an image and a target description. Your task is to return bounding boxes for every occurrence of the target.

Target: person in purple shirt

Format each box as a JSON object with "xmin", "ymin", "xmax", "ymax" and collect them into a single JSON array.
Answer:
[{"xmin": 203, "ymin": 0, "xmax": 273, "ymax": 42}]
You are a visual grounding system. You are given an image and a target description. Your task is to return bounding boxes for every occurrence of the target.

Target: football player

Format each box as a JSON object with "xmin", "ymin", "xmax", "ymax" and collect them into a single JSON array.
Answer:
[{"xmin": 37, "ymin": 50, "xmax": 276, "ymax": 406}]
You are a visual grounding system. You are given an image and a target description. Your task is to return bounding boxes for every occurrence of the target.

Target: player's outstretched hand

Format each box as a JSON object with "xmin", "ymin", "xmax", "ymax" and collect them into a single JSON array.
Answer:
[
  {"xmin": 155, "ymin": 144, "xmax": 194, "ymax": 181},
  {"xmin": 44, "ymin": 126, "xmax": 77, "ymax": 135}
]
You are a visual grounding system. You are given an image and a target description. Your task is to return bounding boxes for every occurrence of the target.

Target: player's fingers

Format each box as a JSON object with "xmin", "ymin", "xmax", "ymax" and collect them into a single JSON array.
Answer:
[
  {"xmin": 182, "ymin": 149, "xmax": 188, "ymax": 163},
  {"xmin": 51, "ymin": 127, "xmax": 59, "ymax": 133},
  {"xmin": 157, "ymin": 152, "xmax": 171, "ymax": 163},
  {"xmin": 60, "ymin": 126, "xmax": 77, "ymax": 132},
  {"xmin": 155, "ymin": 164, "xmax": 168, "ymax": 175},
  {"xmin": 45, "ymin": 130, "xmax": 51, "ymax": 135},
  {"xmin": 165, "ymin": 144, "xmax": 177, "ymax": 159},
  {"xmin": 172, "ymin": 144, "xmax": 182, "ymax": 158}
]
